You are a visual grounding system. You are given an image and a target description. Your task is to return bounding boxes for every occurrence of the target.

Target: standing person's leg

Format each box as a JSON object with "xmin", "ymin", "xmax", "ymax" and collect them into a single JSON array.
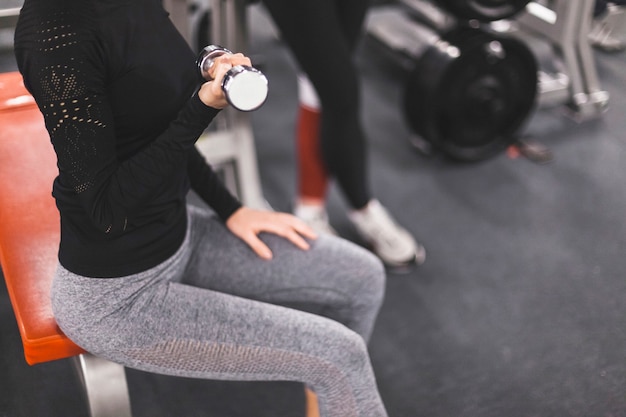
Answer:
[
  {"xmin": 51, "ymin": 205, "xmax": 389, "ymax": 417},
  {"xmin": 292, "ymin": 0, "xmax": 370, "ymax": 234},
  {"xmin": 336, "ymin": 0, "xmax": 371, "ymax": 49},
  {"xmin": 263, "ymin": 0, "xmax": 370, "ymax": 209},
  {"xmin": 263, "ymin": 0, "xmax": 425, "ymax": 267},
  {"xmin": 294, "ymin": 73, "xmax": 334, "ymax": 233}
]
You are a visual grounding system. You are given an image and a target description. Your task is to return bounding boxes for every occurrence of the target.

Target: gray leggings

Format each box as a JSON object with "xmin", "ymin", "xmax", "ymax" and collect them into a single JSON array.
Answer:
[{"xmin": 51, "ymin": 204, "xmax": 388, "ymax": 417}]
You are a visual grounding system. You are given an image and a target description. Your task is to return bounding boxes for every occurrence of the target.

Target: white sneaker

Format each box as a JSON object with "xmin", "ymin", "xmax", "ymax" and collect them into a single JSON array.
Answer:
[
  {"xmin": 349, "ymin": 199, "xmax": 426, "ymax": 267},
  {"xmin": 293, "ymin": 203, "xmax": 338, "ymax": 236},
  {"xmin": 588, "ymin": 19, "xmax": 626, "ymax": 52}
]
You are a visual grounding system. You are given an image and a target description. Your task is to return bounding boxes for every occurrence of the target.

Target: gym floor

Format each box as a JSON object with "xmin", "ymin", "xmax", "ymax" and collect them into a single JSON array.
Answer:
[{"xmin": 1, "ymin": 3, "xmax": 625, "ymax": 417}]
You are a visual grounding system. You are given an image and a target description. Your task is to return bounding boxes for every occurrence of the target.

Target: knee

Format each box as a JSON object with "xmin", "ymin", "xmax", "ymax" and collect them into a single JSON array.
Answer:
[
  {"xmin": 302, "ymin": 323, "xmax": 375, "ymax": 414},
  {"xmin": 355, "ymin": 251, "xmax": 386, "ymax": 309},
  {"xmin": 318, "ymin": 321, "xmax": 372, "ymax": 373},
  {"xmin": 326, "ymin": 237, "xmax": 386, "ymax": 307}
]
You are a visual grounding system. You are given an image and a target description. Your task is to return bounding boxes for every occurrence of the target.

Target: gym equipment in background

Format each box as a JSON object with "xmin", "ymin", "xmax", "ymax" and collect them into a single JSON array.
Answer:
[
  {"xmin": 197, "ymin": 44, "xmax": 269, "ymax": 111},
  {"xmin": 0, "ymin": 6, "xmax": 20, "ymax": 29},
  {"xmin": 436, "ymin": 0, "xmax": 531, "ymax": 21},
  {"xmin": 403, "ymin": 26, "xmax": 537, "ymax": 162},
  {"xmin": 588, "ymin": 1, "xmax": 626, "ymax": 52},
  {"xmin": 367, "ymin": 0, "xmax": 611, "ymax": 162},
  {"xmin": 164, "ymin": 0, "xmax": 267, "ymax": 210},
  {"xmin": 513, "ymin": 0, "xmax": 610, "ymax": 120},
  {"xmin": 368, "ymin": 1, "xmax": 538, "ymax": 162}
]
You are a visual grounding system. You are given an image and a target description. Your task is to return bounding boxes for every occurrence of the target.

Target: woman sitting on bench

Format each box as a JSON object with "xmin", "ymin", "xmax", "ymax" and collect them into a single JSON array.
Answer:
[{"xmin": 13, "ymin": 1, "xmax": 390, "ymax": 417}]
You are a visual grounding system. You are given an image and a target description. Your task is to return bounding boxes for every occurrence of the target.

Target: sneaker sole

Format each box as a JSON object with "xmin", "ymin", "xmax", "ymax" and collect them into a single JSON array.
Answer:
[{"xmin": 375, "ymin": 244, "xmax": 426, "ymax": 271}]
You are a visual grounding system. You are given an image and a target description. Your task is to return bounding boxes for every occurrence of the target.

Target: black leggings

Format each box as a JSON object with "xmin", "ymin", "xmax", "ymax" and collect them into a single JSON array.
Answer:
[{"xmin": 262, "ymin": 0, "xmax": 372, "ymax": 209}]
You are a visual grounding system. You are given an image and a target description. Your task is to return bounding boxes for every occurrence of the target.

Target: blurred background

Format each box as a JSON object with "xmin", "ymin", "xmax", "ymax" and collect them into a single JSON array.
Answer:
[{"xmin": 1, "ymin": 1, "xmax": 625, "ymax": 416}]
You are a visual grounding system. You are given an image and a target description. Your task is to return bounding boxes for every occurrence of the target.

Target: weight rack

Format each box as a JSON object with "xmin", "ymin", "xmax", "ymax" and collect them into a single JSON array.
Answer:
[
  {"xmin": 367, "ymin": 0, "xmax": 612, "ymax": 121},
  {"xmin": 514, "ymin": 0, "xmax": 610, "ymax": 120}
]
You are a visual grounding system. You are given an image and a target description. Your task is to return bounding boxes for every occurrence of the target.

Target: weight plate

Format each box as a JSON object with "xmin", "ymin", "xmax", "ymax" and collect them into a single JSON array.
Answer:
[
  {"xmin": 436, "ymin": 0, "xmax": 531, "ymax": 22},
  {"xmin": 404, "ymin": 27, "xmax": 538, "ymax": 162}
]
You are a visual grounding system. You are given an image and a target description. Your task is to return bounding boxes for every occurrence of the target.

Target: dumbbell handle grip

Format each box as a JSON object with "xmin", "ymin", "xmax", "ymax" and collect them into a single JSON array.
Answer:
[
  {"xmin": 198, "ymin": 45, "xmax": 234, "ymax": 80},
  {"xmin": 197, "ymin": 45, "xmax": 268, "ymax": 112}
]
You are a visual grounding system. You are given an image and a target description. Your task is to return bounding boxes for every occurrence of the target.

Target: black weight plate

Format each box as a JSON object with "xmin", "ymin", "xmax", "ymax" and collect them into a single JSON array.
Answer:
[
  {"xmin": 404, "ymin": 27, "xmax": 538, "ymax": 162},
  {"xmin": 436, "ymin": 0, "xmax": 531, "ymax": 22}
]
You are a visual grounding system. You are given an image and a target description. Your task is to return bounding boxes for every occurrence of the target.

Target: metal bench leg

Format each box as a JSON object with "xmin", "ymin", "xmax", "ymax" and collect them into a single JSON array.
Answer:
[{"xmin": 73, "ymin": 354, "xmax": 133, "ymax": 417}]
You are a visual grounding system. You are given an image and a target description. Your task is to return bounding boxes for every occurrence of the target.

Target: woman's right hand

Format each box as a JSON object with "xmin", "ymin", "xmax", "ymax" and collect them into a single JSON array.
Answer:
[
  {"xmin": 197, "ymin": 52, "xmax": 252, "ymax": 109},
  {"xmin": 225, "ymin": 207, "xmax": 318, "ymax": 260}
]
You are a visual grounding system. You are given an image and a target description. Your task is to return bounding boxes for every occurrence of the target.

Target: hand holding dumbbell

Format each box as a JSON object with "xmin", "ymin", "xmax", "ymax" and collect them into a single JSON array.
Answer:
[{"xmin": 197, "ymin": 45, "xmax": 269, "ymax": 112}]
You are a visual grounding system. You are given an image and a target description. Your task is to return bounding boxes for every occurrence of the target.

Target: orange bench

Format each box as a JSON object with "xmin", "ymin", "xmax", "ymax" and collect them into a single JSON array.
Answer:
[
  {"xmin": 0, "ymin": 71, "xmax": 83, "ymax": 365},
  {"xmin": 0, "ymin": 70, "xmax": 133, "ymax": 416},
  {"xmin": 0, "ymin": 70, "xmax": 320, "ymax": 417}
]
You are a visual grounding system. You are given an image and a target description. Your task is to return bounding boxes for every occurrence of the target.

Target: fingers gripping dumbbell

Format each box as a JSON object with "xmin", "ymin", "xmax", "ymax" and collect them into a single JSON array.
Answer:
[{"xmin": 197, "ymin": 45, "xmax": 269, "ymax": 112}]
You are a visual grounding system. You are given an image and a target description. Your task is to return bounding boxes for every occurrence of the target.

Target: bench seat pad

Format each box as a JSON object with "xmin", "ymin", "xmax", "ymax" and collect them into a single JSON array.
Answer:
[{"xmin": 0, "ymin": 71, "xmax": 85, "ymax": 365}]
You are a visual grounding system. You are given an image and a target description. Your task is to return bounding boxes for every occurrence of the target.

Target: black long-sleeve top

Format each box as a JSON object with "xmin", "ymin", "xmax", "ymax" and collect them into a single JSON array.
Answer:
[{"xmin": 14, "ymin": 0, "xmax": 242, "ymax": 278}]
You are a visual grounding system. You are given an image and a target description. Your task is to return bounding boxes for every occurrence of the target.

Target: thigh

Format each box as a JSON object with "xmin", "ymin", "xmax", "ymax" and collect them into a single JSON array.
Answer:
[
  {"xmin": 52, "ymin": 267, "xmax": 386, "ymax": 417},
  {"xmin": 115, "ymin": 283, "xmax": 388, "ymax": 417},
  {"xmin": 183, "ymin": 205, "xmax": 386, "ymax": 339}
]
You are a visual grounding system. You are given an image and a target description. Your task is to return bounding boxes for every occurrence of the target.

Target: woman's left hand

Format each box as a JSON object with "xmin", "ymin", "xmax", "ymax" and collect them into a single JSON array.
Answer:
[{"xmin": 225, "ymin": 207, "xmax": 318, "ymax": 260}]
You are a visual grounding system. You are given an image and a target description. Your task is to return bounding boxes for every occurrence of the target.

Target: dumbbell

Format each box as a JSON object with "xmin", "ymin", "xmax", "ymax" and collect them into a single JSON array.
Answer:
[{"xmin": 197, "ymin": 45, "xmax": 269, "ymax": 112}]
